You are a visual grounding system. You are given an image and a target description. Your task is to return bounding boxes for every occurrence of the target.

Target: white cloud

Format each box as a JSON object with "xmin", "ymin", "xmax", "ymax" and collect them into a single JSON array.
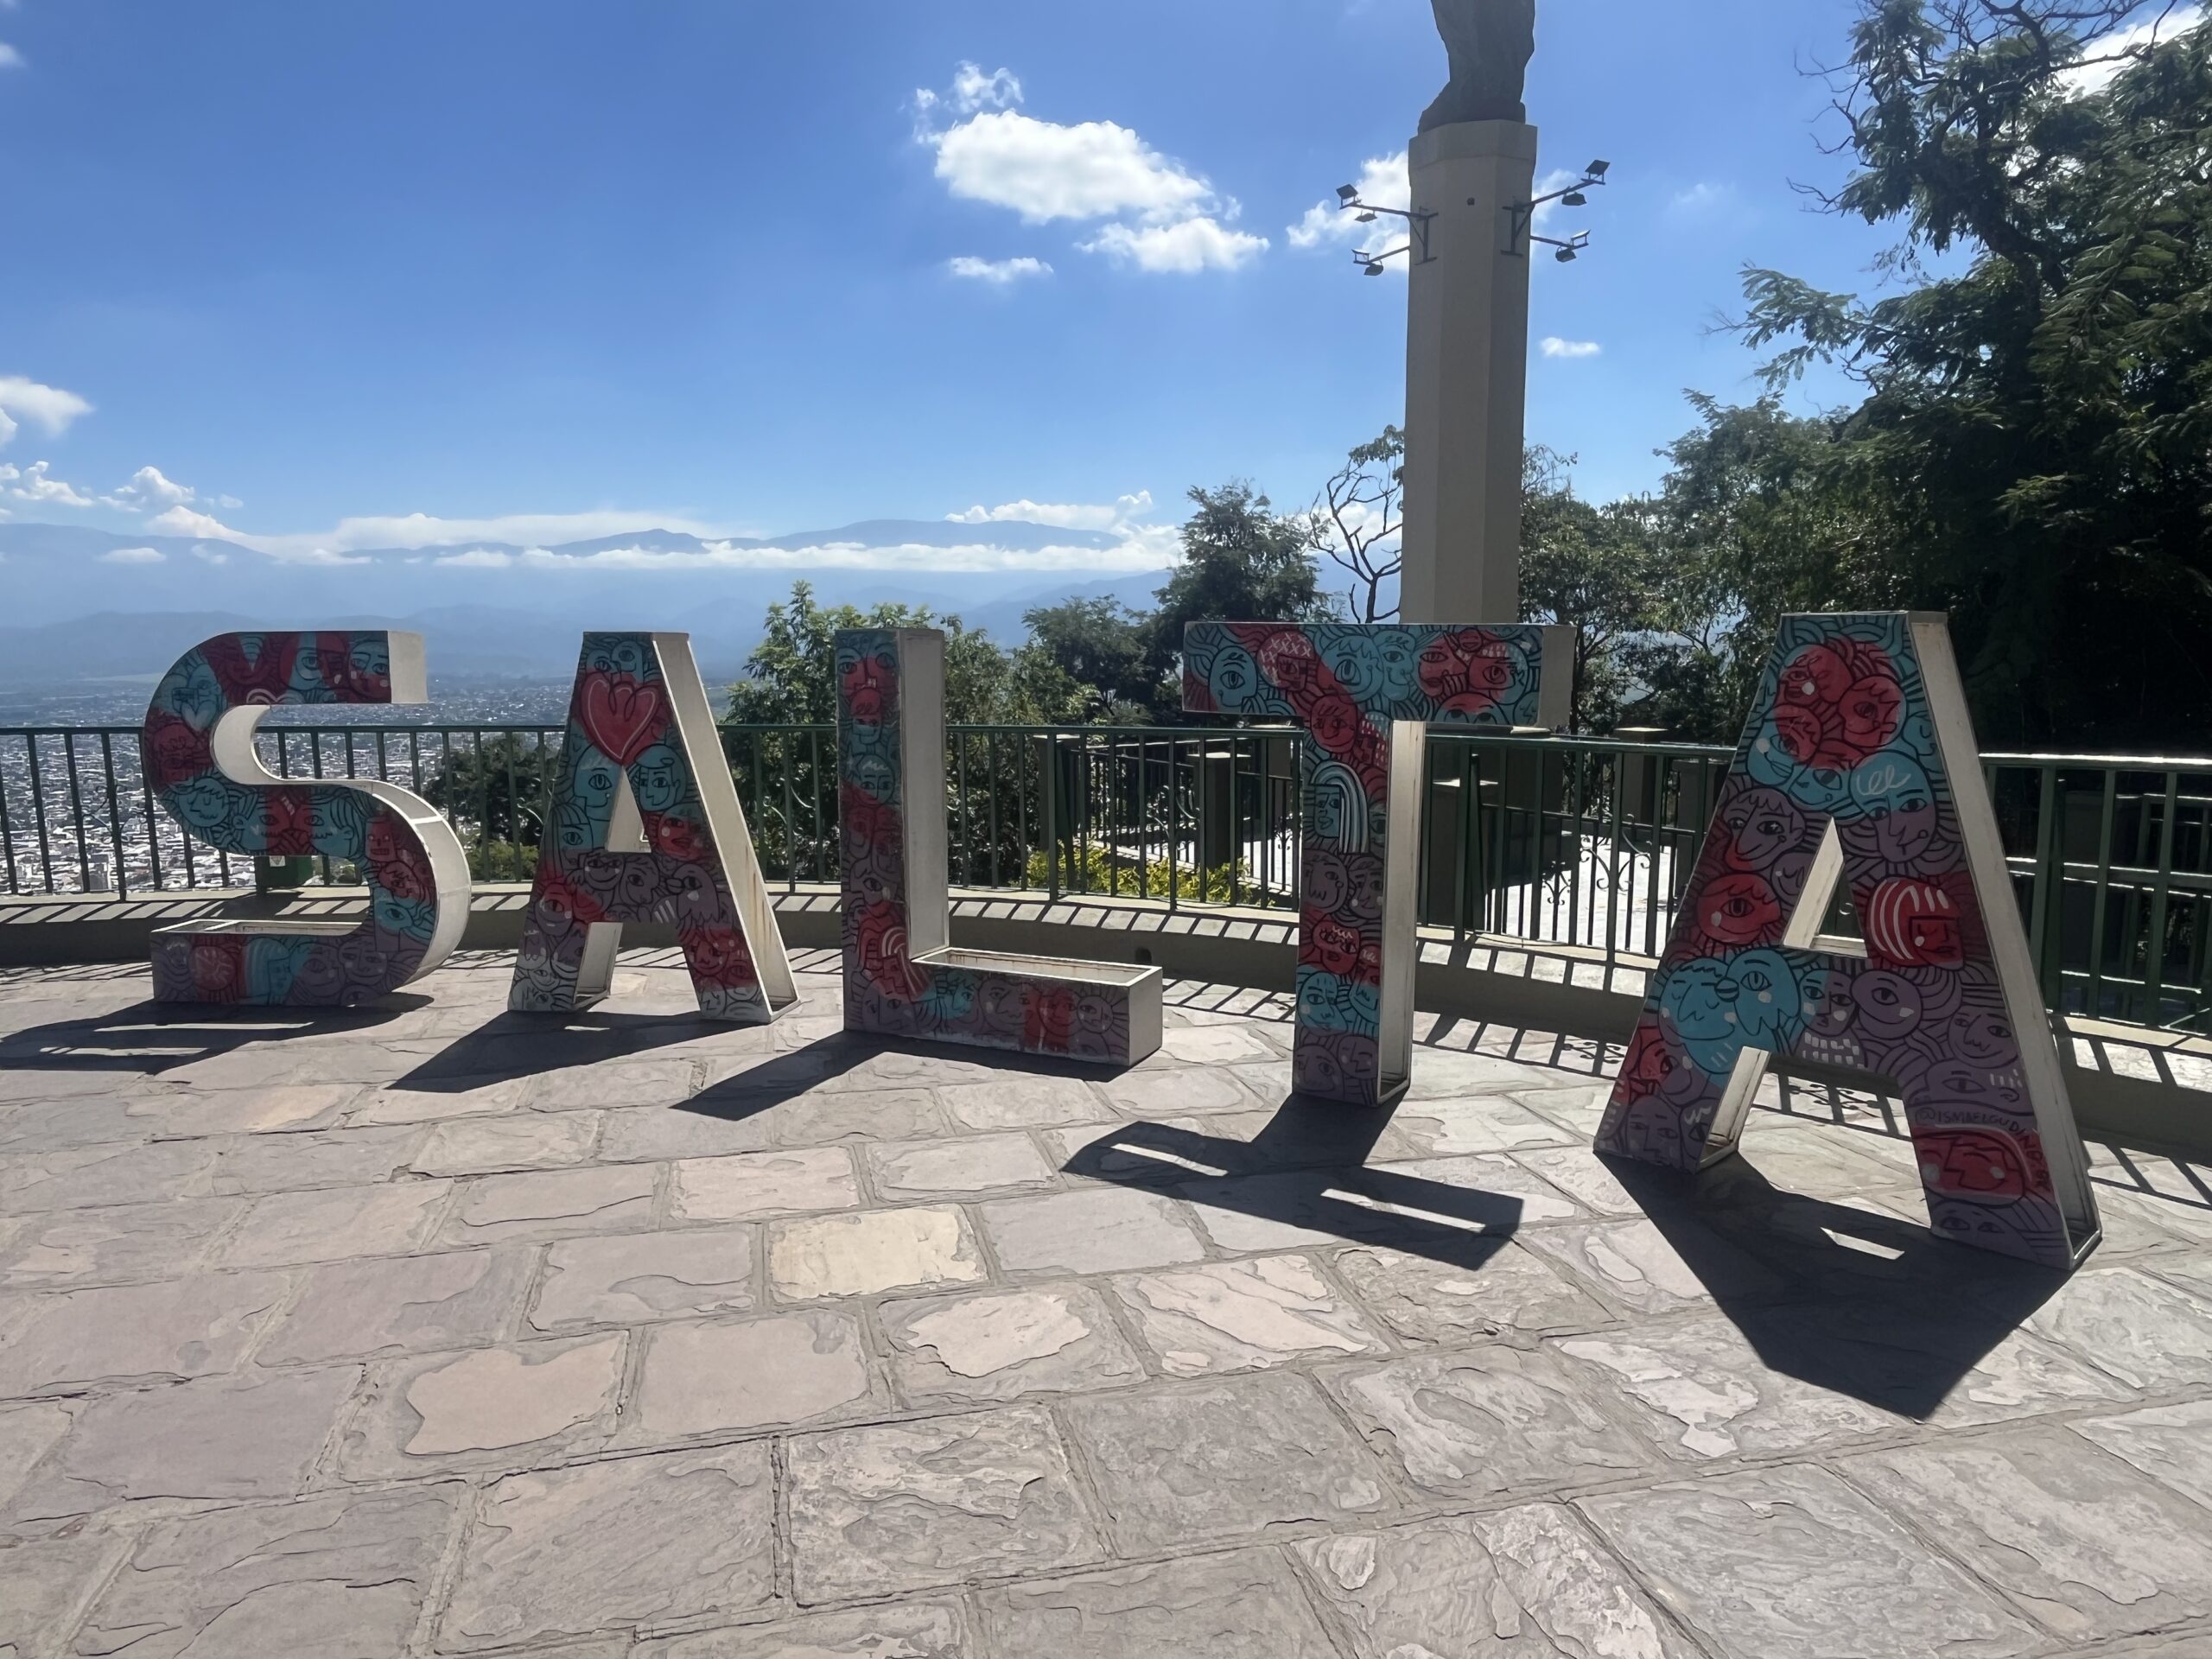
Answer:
[
  {"xmin": 144, "ymin": 503, "xmax": 727, "ymax": 560},
  {"xmin": 1540, "ymin": 337, "xmax": 1602, "ymax": 359},
  {"xmin": 947, "ymin": 255, "xmax": 1052, "ymax": 284},
  {"xmin": 99, "ymin": 545, "xmax": 166, "ymax": 564},
  {"xmin": 71, "ymin": 490, "xmax": 1181, "ymax": 577},
  {"xmin": 1288, "ymin": 150, "xmax": 1408, "ymax": 251},
  {"xmin": 2063, "ymin": 4, "xmax": 2205, "ymax": 93},
  {"xmin": 1080, "ymin": 217, "xmax": 1267, "ymax": 273},
  {"xmin": 5, "ymin": 461, "xmax": 95, "ymax": 507},
  {"xmin": 917, "ymin": 66, "xmax": 1257, "ymax": 276},
  {"xmin": 912, "ymin": 59, "xmax": 1022, "ymax": 131},
  {"xmin": 104, "ymin": 464, "xmax": 196, "ymax": 512},
  {"xmin": 0, "ymin": 407, "xmax": 13, "ymax": 448},
  {"xmin": 949, "ymin": 489, "xmax": 1154, "ymax": 531},
  {"xmin": 929, "ymin": 109, "xmax": 1214, "ymax": 225},
  {"xmin": 1669, "ymin": 181, "xmax": 1737, "ymax": 215},
  {"xmin": 0, "ymin": 377, "xmax": 93, "ymax": 444},
  {"xmin": 0, "ymin": 43, "xmax": 22, "ymax": 70},
  {"xmin": 498, "ymin": 537, "xmax": 1174, "ymax": 575}
]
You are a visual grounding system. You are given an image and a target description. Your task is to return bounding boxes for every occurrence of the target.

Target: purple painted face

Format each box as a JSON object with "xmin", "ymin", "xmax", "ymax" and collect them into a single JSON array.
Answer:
[
  {"xmin": 1344, "ymin": 854, "xmax": 1388, "ymax": 921},
  {"xmin": 1852, "ymin": 969, "xmax": 1925, "ymax": 1044},
  {"xmin": 1618, "ymin": 1095, "xmax": 1688, "ymax": 1162},
  {"xmin": 1919, "ymin": 1056, "xmax": 2027, "ymax": 1115},
  {"xmin": 1768, "ymin": 848, "xmax": 1816, "ymax": 906},
  {"xmin": 1797, "ymin": 970, "xmax": 1864, "ymax": 1067},
  {"xmin": 1721, "ymin": 786, "xmax": 1805, "ymax": 872},
  {"xmin": 1952, "ymin": 1007, "xmax": 2021, "ymax": 1070},
  {"xmin": 1809, "ymin": 972, "xmax": 1858, "ymax": 1038},
  {"xmin": 1303, "ymin": 849, "xmax": 1350, "ymax": 914}
]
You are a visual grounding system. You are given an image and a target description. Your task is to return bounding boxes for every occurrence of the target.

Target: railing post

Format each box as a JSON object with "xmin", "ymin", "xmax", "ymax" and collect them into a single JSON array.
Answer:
[{"xmin": 1040, "ymin": 734, "xmax": 1060, "ymax": 903}]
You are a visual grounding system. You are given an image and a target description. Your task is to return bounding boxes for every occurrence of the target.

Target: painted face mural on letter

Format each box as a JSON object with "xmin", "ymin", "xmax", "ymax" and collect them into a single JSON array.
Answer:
[
  {"xmin": 1593, "ymin": 613, "xmax": 2097, "ymax": 1271},
  {"xmin": 1184, "ymin": 620, "xmax": 1561, "ymax": 1108}
]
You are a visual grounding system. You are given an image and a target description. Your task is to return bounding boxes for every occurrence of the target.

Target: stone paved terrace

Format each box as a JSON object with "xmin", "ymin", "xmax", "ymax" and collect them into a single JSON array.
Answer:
[{"xmin": 3, "ymin": 950, "xmax": 2212, "ymax": 1659}]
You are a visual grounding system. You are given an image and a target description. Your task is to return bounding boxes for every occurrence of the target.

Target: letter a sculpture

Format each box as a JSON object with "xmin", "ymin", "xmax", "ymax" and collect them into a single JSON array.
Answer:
[
  {"xmin": 1597, "ymin": 613, "xmax": 2100, "ymax": 1268},
  {"xmin": 1185, "ymin": 621, "xmax": 1567, "ymax": 1106},
  {"xmin": 837, "ymin": 627, "xmax": 1162, "ymax": 1062},
  {"xmin": 143, "ymin": 631, "xmax": 470, "ymax": 1004},
  {"xmin": 510, "ymin": 632, "xmax": 795, "ymax": 1021}
]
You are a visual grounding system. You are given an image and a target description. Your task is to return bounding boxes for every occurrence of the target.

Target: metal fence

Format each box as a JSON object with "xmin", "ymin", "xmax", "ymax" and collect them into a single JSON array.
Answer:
[{"xmin": 5, "ymin": 721, "xmax": 2210, "ymax": 1035}]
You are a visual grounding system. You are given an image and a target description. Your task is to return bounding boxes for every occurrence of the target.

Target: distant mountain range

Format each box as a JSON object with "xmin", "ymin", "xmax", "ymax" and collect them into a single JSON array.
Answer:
[{"xmin": 0, "ymin": 519, "xmax": 1181, "ymax": 687}]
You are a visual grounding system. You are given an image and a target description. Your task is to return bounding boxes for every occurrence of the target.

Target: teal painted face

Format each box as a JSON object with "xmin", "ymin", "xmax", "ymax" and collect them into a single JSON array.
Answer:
[
  {"xmin": 1726, "ymin": 948, "xmax": 1807, "ymax": 1049},
  {"xmin": 1659, "ymin": 958, "xmax": 1742, "ymax": 1076},
  {"xmin": 155, "ymin": 654, "xmax": 228, "ymax": 728},
  {"xmin": 1746, "ymin": 722, "xmax": 1852, "ymax": 815},
  {"xmin": 1841, "ymin": 751, "xmax": 1941, "ymax": 865},
  {"xmin": 627, "ymin": 743, "xmax": 687, "ymax": 815}
]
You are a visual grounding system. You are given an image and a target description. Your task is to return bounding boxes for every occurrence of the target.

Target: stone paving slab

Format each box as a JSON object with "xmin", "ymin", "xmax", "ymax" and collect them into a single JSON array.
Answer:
[
  {"xmin": 1295, "ymin": 1506, "xmax": 1701, "ymax": 1659},
  {"xmin": 980, "ymin": 1548, "xmax": 1338, "ymax": 1658},
  {"xmin": 1840, "ymin": 1426, "xmax": 2212, "ymax": 1643},
  {"xmin": 877, "ymin": 1282, "xmax": 1146, "ymax": 1406},
  {"xmin": 12, "ymin": 1364, "xmax": 359, "ymax": 1517},
  {"xmin": 1580, "ymin": 1464, "xmax": 2042, "ymax": 1659},
  {"xmin": 1064, "ymin": 1371, "xmax": 1393, "ymax": 1553},
  {"xmin": 530, "ymin": 1228, "xmax": 756, "ymax": 1330},
  {"xmin": 72, "ymin": 1484, "xmax": 458, "ymax": 1658},
  {"xmin": 440, "ymin": 1442, "xmax": 776, "ymax": 1651},
  {"xmin": 1, "ymin": 953, "xmax": 2210, "ymax": 1657},
  {"xmin": 334, "ymin": 1332, "xmax": 627, "ymax": 1481},
  {"xmin": 1320, "ymin": 1346, "xmax": 1655, "ymax": 1502},
  {"xmin": 785, "ymin": 1406, "xmax": 1102, "ymax": 1604}
]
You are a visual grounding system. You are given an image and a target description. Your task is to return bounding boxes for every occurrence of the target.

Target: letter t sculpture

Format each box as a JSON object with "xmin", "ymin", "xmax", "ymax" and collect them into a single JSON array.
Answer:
[{"xmin": 1184, "ymin": 622, "xmax": 1567, "ymax": 1106}]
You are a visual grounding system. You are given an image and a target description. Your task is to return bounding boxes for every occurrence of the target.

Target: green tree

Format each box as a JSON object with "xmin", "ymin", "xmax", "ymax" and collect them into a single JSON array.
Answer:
[
  {"xmin": 1517, "ymin": 447, "xmax": 1672, "ymax": 732},
  {"xmin": 725, "ymin": 580, "xmax": 1083, "ymax": 726},
  {"xmin": 423, "ymin": 733, "xmax": 556, "ymax": 874},
  {"xmin": 1023, "ymin": 594, "xmax": 1156, "ymax": 722},
  {"xmin": 1145, "ymin": 482, "xmax": 1337, "ymax": 715},
  {"xmin": 1729, "ymin": 0, "xmax": 2212, "ymax": 743}
]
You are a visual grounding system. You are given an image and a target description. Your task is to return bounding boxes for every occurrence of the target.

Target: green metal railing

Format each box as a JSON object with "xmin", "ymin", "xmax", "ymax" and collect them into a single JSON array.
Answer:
[{"xmin": 5, "ymin": 721, "xmax": 2210, "ymax": 1035}]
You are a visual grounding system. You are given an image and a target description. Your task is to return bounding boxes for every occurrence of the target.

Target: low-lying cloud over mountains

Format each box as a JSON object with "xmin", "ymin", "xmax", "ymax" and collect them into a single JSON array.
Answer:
[{"xmin": 0, "ymin": 518, "xmax": 1179, "ymax": 686}]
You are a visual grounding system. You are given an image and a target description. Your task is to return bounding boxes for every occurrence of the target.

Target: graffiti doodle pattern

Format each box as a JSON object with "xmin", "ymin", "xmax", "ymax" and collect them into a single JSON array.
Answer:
[
  {"xmin": 838, "ymin": 628, "xmax": 1147, "ymax": 1060},
  {"xmin": 1184, "ymin": 621, "xmax": 1554, "ymax": 1106},
  {"xmin": 143, "ymin": 631, "xmax": 466, "ymax": 1004},
  {"xmin": 1595, "ymin": 613, "xmax": 2085, "ymax": 1267},
  {"xmin": 510, "ymin": 633, "xmax": 773, "ymax": 1020}
]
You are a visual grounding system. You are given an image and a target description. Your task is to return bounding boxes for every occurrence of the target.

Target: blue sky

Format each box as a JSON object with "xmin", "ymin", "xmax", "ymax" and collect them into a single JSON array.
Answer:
[{"xmin": 1, "ymin": 0, "xmax": 1915, "ymax": 570}]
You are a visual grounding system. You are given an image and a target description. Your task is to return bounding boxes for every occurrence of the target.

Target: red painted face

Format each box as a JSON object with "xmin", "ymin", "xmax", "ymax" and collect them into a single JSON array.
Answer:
[
  {"xmin": 1775, "ymin": 641, "xmax": 1903, "ymax": 769},
  {"xmin": 841, "ymin": 654, "xmax": 890, "ymax": 728},
  {"xmin": 1865, "ymin": 877, "xmax": 1967, "ymax": 968},
  {"xmin": 1915, "ymin": 1128, "xmax": 2030, "ymax": 1201},
  {"xmin": 1698, "ymin": 872, "xmax": 1782, "ymax": 947}
]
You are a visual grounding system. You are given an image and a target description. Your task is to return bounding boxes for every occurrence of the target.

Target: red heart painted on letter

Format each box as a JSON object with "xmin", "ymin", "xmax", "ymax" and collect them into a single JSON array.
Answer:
[{"xmin": 580, "ymin": 671, "xmax": 667, "ymax": 766}]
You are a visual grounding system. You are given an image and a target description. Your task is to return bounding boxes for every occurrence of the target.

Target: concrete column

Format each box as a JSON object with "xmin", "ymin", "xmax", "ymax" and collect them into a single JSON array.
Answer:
[{"xmin": 1397, "ymin": 119, "xmax": 1538, "ymax": 626}]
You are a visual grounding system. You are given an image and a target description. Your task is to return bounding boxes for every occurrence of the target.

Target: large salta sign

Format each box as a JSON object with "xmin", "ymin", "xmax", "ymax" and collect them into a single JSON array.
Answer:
[
  {"xmin": 1595, "ymin": 612, "xmax": 2101, "ymax": 1268},
  {"xmin": 836, "ymin": 627, "xmax": 1162, "ymax": 1064},
  {"xmin": 1183, "ymin": 620, "xmax": 1568, "ymax": 1106},
  {"xmin": 141, "ymin": 631, "xmax": 470, "ymax": 1004},
  {"xmin": 507, "ymin": 632, "xmax": 796, "ymax": 1022}
]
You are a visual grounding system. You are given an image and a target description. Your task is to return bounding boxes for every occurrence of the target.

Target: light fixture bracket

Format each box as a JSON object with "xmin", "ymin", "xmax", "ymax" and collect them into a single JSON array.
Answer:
[{"xmin": 1502, "ymin": 162, "xmax": 1611, "ymax": 260}]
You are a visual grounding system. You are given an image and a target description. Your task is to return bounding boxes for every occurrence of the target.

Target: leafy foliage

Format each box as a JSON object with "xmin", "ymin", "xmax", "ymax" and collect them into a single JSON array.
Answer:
[
  {"xmin": 1144, "ymin": 483, "xmax": 1338, "ymax": 713},
  {"xmin": 1729, "ymin": 0, "xmax": 2212, "ymax": 743},
  {"xmin": 725, "ymin": 580, "xmax": 1084, "ymax": 726}
]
